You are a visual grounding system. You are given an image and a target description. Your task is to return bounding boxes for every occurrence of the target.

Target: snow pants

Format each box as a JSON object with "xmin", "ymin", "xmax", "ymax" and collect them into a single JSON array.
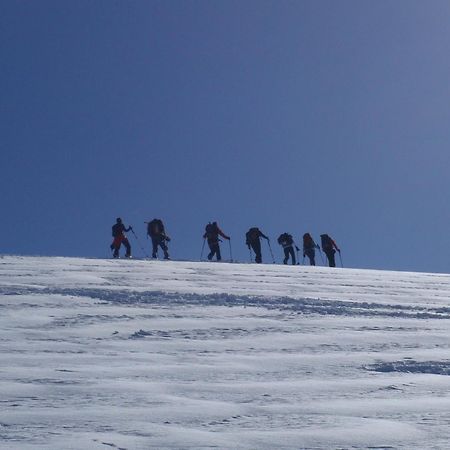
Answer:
[
  {"xmin": 111, "ymin": 235, "xmax": 131, "ymax": 258},
  {"xmin": 283, "ymin": 246, "xmax": 296, "ymax": 265},
  {"xmin": 151, "ymin": 236, "xmax": 169, "ymax": 259},
  {"xmin": 324, "ymin": 249, "xmax": 336, "ymax": 267},
  {"xmin": 207, "ymin": 241, "xmax": 221, "ymax": 261},
  {"xmin": 304, "ymin": 248, "xmax": 316, "ymax": 266},
  {"xmin": 249, "ymin": 240, "xmax": 262, "ymax": 263}
]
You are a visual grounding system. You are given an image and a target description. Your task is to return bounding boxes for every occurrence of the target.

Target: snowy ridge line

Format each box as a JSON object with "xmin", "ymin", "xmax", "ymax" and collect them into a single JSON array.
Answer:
[
  {"xmin": 4, "ymin": 253, "xmax": 450, "ymax": 276},
  {"xmin": 5, "ymin": 285, "xmax": 450, "ymax": 319}
]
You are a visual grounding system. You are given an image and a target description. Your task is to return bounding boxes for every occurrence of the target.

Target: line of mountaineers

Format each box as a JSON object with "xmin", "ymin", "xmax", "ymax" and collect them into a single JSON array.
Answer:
[{"xmin": 110, "ymin": 218, "xmax": 342, "ymax": 267}]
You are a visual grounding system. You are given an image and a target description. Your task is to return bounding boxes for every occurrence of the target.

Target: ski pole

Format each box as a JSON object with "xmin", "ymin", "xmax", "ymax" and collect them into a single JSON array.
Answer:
[
  {"xmin": 200, "ymin": 238, "xmax": 206, "ymax": 261},
  {"xmin": 267, "ymin": 240, "xmax": 275, "ymax": 264},
  {"xmin": 338, "ymin": 250, "xmax": 344, "ymax": 268},
  {"xmin": 228, "ymin": 239, "xmax": 233, "ymax": 263},
  {"xmin": 318, "ymin": 247, "xmax": 325, "ymax": 265},
  {"xmin": 130, "ymin": 229, "xmax": 149, "ymax": 258}
]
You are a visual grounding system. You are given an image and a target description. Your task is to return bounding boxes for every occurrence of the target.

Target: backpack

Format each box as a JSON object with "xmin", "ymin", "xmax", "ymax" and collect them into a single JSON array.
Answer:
[
  {"xmin": 205, "ymin": 223, "xmax": 217, "ymax": 240},
  {"xmin": 303, "ymin": 233, "xmax": 314, "ymax": 248},
  {"xmin": 277, "ymin": 233, "xmax": 293, "ymax": 246},
  {"xmin": 246, "ymin": 227, "xmax": 260, "ymax": 242},
  {"xmin": 148, "ymin": 219, "xmax": 164, "ymax": 236},
  {"xmin": 321, "ymin": 234, "xmax": 332, "ymax": 250}
]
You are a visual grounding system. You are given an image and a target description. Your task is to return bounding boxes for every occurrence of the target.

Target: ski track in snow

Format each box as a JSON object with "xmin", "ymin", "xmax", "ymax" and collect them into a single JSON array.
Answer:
[{"xmin": 1, "ymin": 255, "xmax": 450, "ymax": 449}]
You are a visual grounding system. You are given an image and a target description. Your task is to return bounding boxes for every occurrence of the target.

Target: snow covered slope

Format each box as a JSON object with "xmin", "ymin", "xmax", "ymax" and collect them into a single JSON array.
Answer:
[{"xmin": 1, "ymin": 255, "xmax": 450, "ymax": 449}]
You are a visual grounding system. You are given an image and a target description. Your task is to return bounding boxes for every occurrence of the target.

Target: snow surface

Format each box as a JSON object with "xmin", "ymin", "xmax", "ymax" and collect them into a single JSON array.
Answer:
[{"xmin": 2, "ymin": 255, "xmax": 450, "ymax": 449}]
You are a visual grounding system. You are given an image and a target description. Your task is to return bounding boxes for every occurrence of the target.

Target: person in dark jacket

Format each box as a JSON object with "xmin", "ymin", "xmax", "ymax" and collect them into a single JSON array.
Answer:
[
  {"xmin": 110, "ymin": 217, "xmax": 132, "ymax": 258},
  {"xmin": 246, "ymin": 227, "xmax": 269, "ymax": 263},
  {"xmin": 203, "ymin": 222, "xmax": 230, "ymax": 261},
  {"xmin": 320, "ymin": 233, "xmax": 340, "ymax": 267},
  {"xmin": 303, "ymin": 232, "xmax": 320, "ymax": 266},
  {"xmin": 277, "ymin": 232, "xmax": 297, "ymax": 265},
  {"xmin": 147, "ymin": 218, "xmax": 170, "ymax": 259}
]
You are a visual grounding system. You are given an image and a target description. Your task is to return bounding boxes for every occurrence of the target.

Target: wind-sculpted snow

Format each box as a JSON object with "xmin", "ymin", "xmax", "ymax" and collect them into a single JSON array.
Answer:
[
  {"xmin": 1, "ymin": 255, "xmax": 450, "ymax": 449},
  {"xmin": 3, "ymin": 285, "xmax": 450, "ymax": 320},
  {"xmin": 368, "ymin": 360, "xmax": 450, "ymax": 376}
]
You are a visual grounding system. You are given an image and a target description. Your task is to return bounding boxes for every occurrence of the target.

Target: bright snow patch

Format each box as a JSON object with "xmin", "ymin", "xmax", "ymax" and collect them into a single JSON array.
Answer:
[{"xmin": 1, "ymin": 255, "xmax": 450, "ymax": 449}]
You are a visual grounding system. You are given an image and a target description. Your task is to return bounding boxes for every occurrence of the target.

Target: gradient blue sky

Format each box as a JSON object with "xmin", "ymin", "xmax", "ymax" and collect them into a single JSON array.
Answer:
[{"xmin": 2, "ymin": 0, "xmax": 450, "ymax": 272}]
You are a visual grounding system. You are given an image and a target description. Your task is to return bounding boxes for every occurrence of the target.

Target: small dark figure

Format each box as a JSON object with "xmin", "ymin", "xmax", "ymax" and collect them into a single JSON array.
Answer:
[
  {"xmin": 110, "ymin": 217, "xmax": 132, "ymax": 258},
  {"xmin": 320, "ymin": 233, "xmax": 340, "ymax": 267},
  {"xmin": 246, "ymin": 227, "xmax": 269, "ymax": 263},
  {"xmin": 203, "ymin": 222, "xmax": 230, "ymax": 261},
  {"xmin": 147, "ymin": 218, "xmax": 170, "ymax": 259},
  {"xmin": 303, "ymin": 232, "xmax": 320, "ymax": 266},
  {"xmin": 277, "ymin": 232, "xmax": 297, "ymax": 265}
]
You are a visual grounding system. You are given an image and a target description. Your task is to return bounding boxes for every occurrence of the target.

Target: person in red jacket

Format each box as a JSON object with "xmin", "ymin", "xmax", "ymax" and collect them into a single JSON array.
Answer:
[
  {"xmin": 110, "ymin": 218, "xmax": 132, "ymax": 258},
  {"xmin": 203, "ymin": 222, "xmax": 230, "ymax": 261}
]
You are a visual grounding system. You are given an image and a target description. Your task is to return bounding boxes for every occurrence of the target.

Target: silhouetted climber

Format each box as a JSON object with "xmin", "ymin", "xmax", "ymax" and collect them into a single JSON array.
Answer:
[
  {"xmin": 320, "ymin": 233, "xmax": 340, "ymax": 267},
  {"xmin": 203, "ymin": 222, "xmax": 230, "ymax": 261},
  {"xmin": 246, "ymin": 227, "xmax": 269, "ymax": 263},
  {"xmin": 111, "ymin": 218, "xmax": 132, "ymax": 258},
  {"xmin": 147, "ymin": 218, "xmax": 170, "ymax": 259},
  {"xmin": 277, "ymin": 232, "xmax": 297, "ymax": 265},
  {"xmin": 303, "ymin": 232, "xmax": 320, "ymax": 266}
]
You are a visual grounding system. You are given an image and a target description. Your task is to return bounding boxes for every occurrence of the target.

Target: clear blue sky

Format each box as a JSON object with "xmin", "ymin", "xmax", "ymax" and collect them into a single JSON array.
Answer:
[{"xmin": 2, "ymin": 0, "xmax": 450, "ymax": 272}]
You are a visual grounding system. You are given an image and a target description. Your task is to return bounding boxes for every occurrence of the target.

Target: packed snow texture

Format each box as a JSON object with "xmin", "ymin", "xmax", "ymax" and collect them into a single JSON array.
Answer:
[{"xmin": 1, "ymin": 255, "xmax": 450, "ymax": 449}]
